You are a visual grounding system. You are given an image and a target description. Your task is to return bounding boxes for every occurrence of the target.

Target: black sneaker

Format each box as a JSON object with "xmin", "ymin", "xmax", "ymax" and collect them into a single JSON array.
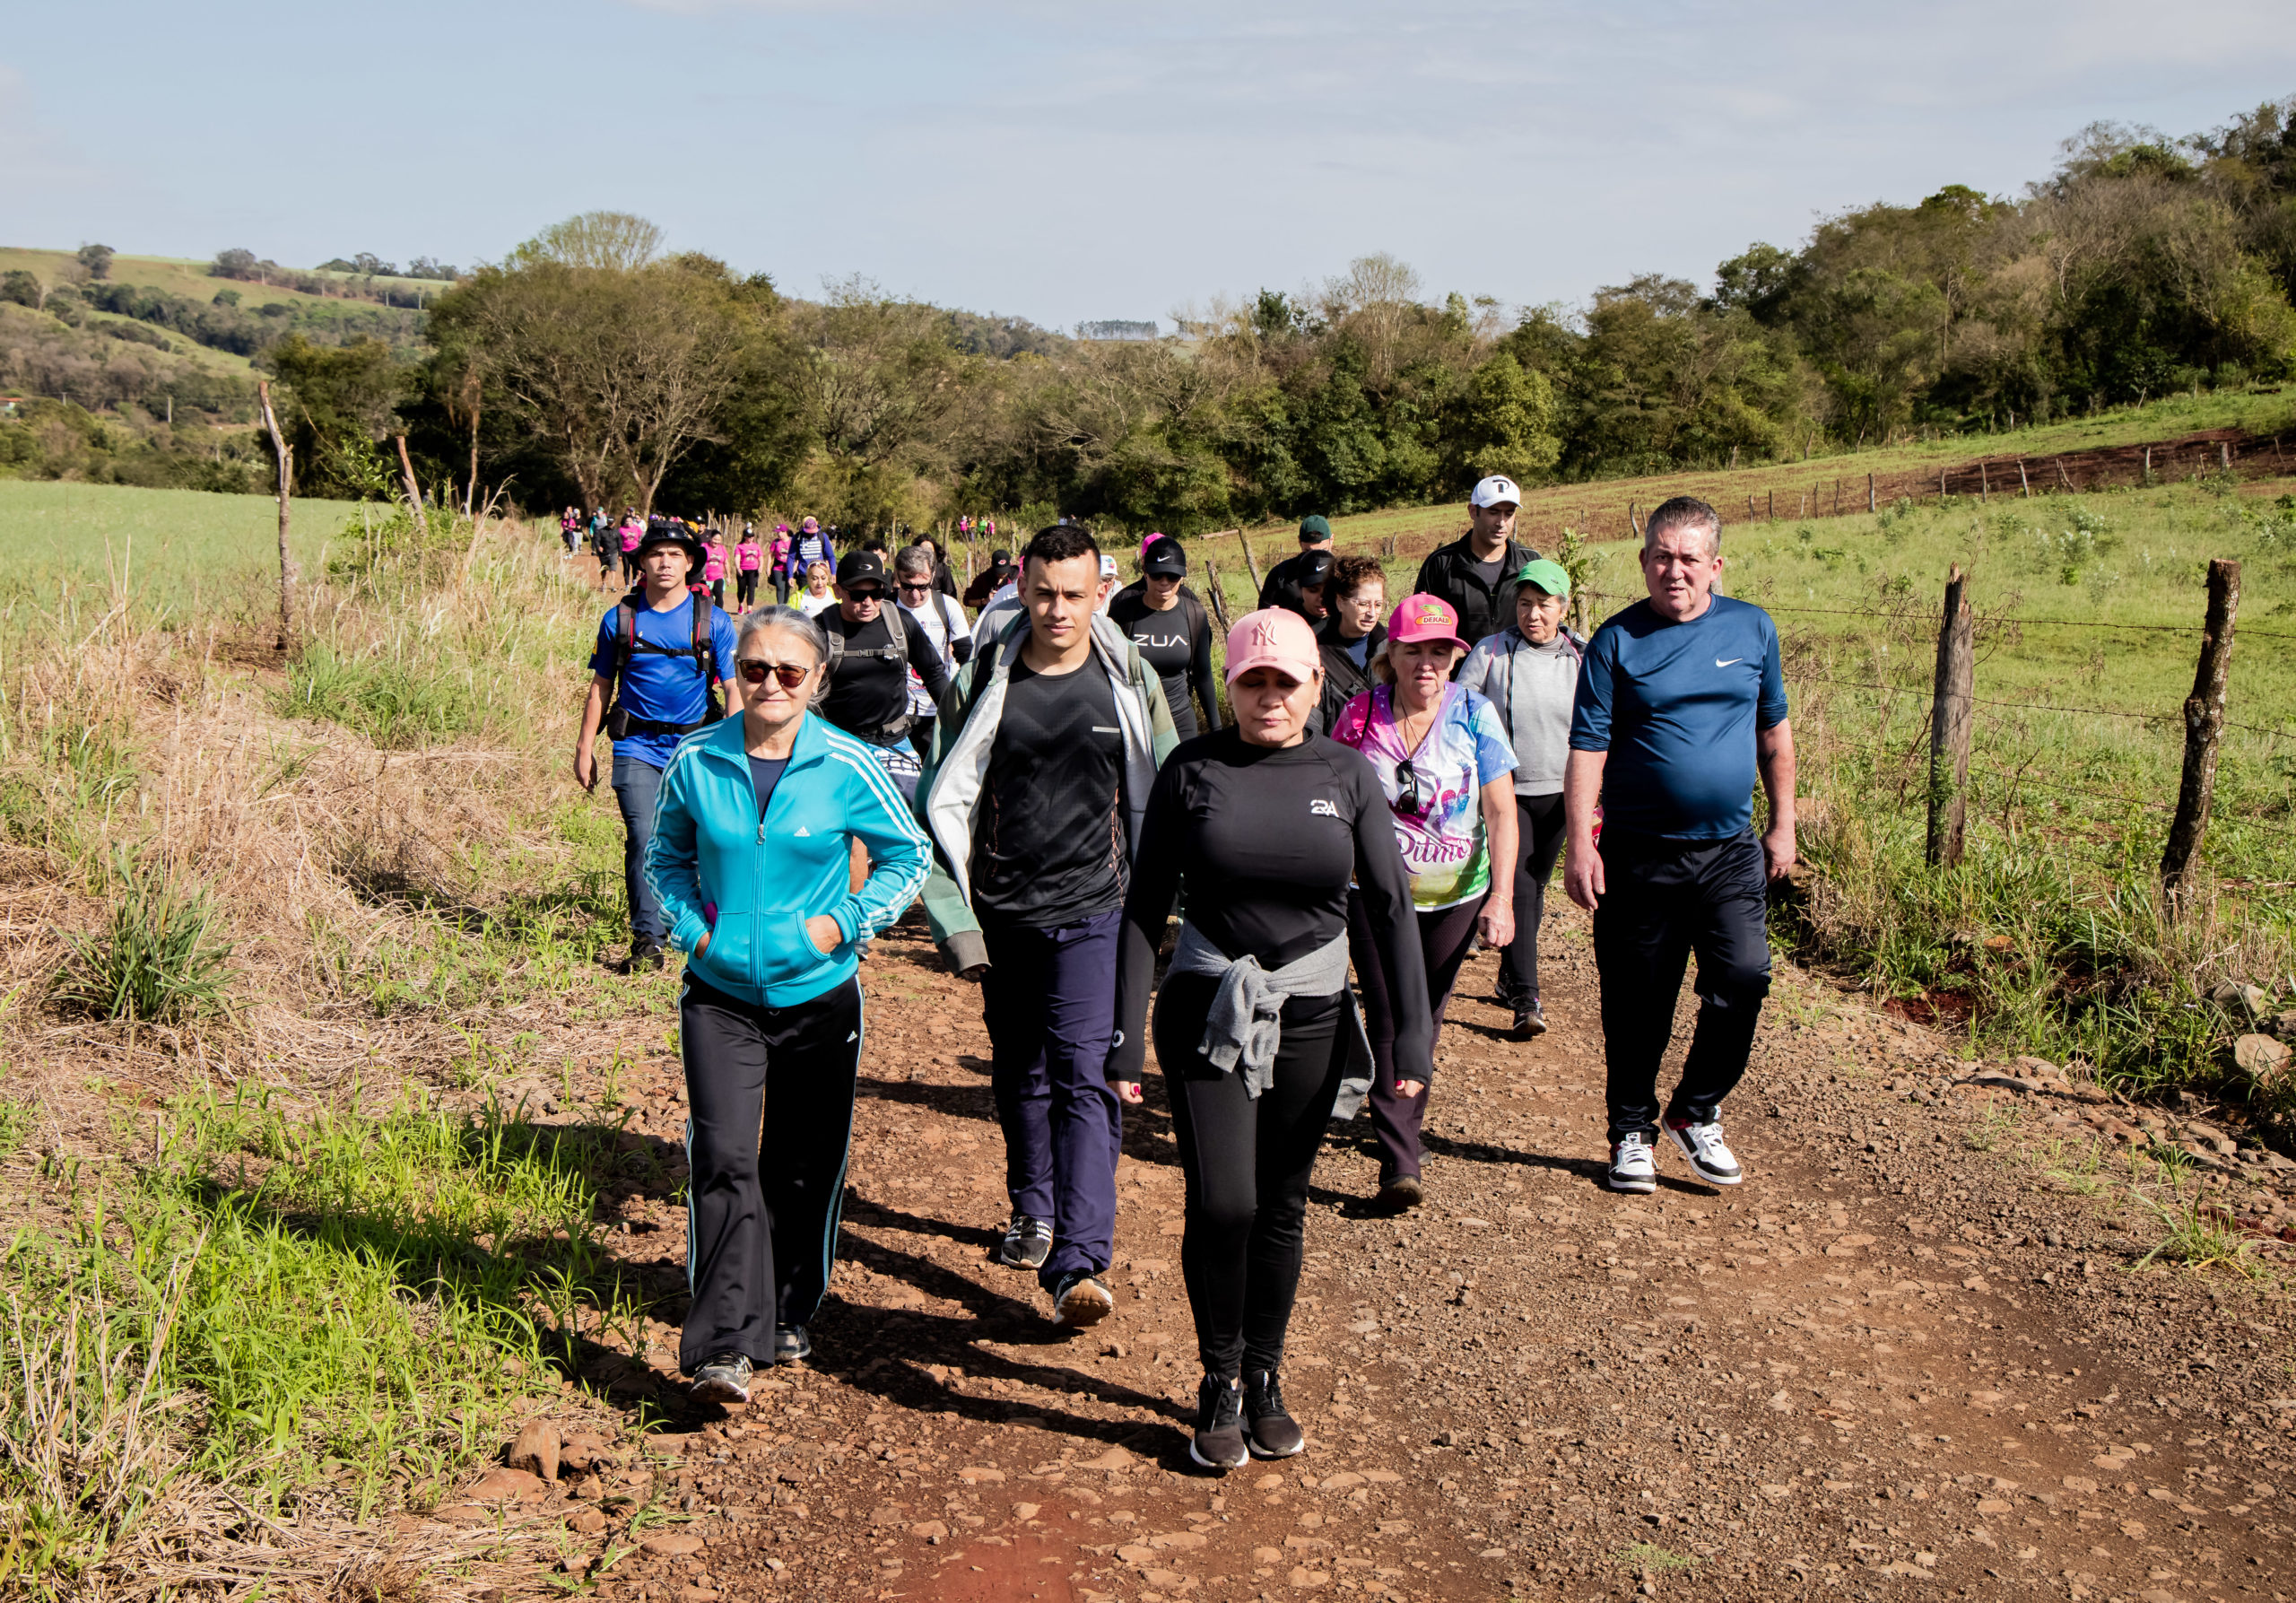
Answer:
[
  {"xmin": 1242, "ymin": 1369, "xmax": 1303, "ymax": 1459},
  {"xmin": 1511, "ymin": 998, "xmax": 1546, "ymax": 1039},
  {"xmin": 996, "ymin": 1214, "xmax": 1054, "ymax": 1270},
  {"xmin": 1189, "ymin": 1372, "xmax": 1248, "ymax": 1470},
  {"xmin": 628, "ymin": 941, "xmax": 665, "ymax": 974},
  {"xmin": 772, "ymin": 1325, "xmax": 812, "ymax": 1364},
  {"xmin": 1375, "ymin": 1171, "xmax": 1424, "ymax": 1211},
  {"xmin": 1049, "ymin": 1270, "xmax": 1114, "ymax": 1329},
  {"xmin": 691, "ymin": 1352, "xmax": 753, "ymax": 1403}
]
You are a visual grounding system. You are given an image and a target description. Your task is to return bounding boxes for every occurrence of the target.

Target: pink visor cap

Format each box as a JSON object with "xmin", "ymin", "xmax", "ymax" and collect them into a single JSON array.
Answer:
[
  {"xmin": 1387, "ymin": 592, "xmax": 1470, "ymax": 654},
  {"xmin": 1224, "ymin": 607, "xmax": 1322, "ymax": 685}
]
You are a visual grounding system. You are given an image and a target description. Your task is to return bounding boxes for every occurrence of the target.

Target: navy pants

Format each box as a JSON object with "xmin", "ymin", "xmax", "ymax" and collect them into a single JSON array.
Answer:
[
  {"xmin": 677, "ymin": 973, "xmax": 862, "ymax": 1373},
  {"xmin": 610, "ymin": 752, "xmax": 665, "ymax": 946},
  {"xmin": 1594, "ymin": 827, "xmax": 1772, "ymax": 1142},
  {"xmin": 979, "ymin": 909, "xmax": 1124, "ymax": 1288}
]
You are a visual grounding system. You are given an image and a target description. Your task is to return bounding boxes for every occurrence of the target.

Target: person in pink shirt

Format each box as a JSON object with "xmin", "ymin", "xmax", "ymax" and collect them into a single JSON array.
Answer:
[
  {"xmin": 702, "ymin": 529, "xmax": 729, "ymax": 610},
  {"xmin": 735, "ymin": 523, "xmax": 764, "ymax": 612},
  {"xmin": 618, "ymin": 511, "xmax": 645, "ymax": 583},
  {"xmin": 770, "ymin": 525, "xmax": 795, "ymax": 605}
]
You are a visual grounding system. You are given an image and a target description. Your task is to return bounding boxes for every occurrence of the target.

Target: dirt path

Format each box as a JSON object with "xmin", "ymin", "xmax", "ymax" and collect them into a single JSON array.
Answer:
[{"xmin": 489, "ymin": 901, "xmax": 2295, "ymax": 1603}]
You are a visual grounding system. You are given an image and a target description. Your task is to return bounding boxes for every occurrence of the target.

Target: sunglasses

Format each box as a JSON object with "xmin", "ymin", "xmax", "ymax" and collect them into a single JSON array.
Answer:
[
  {"xmin": 845, "ymin": 586, "xmax": 884, "ymax": 601},
  {"xmin": 737, "ymin": 658, "xmax": 813, "ymax": 689},
  {"xmin": 895, "ymin": 579, "xmax": 932, "ymax": 593},
  {"xmin": 1394, "ymin": 759, "xmax": 1423, "ymax": 814}
]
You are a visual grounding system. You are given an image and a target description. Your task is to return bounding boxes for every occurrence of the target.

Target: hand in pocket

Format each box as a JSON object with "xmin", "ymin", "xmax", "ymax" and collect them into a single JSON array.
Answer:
[{"xmin": 804, "ymin": 914, "xmax": 843, "ymax": 956}]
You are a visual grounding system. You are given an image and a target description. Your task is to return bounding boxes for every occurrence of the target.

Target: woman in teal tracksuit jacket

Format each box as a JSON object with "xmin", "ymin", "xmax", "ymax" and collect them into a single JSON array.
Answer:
[{"xmin": 645, "ymin": 605, "xmax": 931, "ymax": 1401}]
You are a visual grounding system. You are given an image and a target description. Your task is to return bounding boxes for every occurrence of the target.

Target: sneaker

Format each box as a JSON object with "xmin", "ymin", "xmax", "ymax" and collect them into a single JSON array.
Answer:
[
  {"xmin": 1374, "ymin": 1171, "xmax": 1424, "ymax": 1212},
  {"xmin": 1665, "ymin": 1116, "xmax": 1745, "ymax": 1187},
  {"xmin": 1049, "ymin": 1270, "xmax": 1114, "ymax": 1329},
  {"xmin": 1607, "ymin": 1132, "xmax": 1657, "ymax": 1194},
  {"xmin": 1511, "ymin": 999, "xmax": 1547, "ymax": 1040},
  {"xmin": 1189, "ymin": 1373, "xmax": 1248, "ymax": 1470},
  {"xmin": 996, "ymin": 1214, "xmax": 1054, "ymax": 1271},
  {"xmin": 628, "ymin": 941, "xmax": 665, "ymax": 973},
  {"xmin": 1242, "ymin": 1369, "xmax": 1304, "ymax": 1459},
  {"xmin": 690, "ymin": 1352, "xmax": 753, "ymax": 1403},
  {"xmin": 772, "ymin": 1325, "xmax": 812, "ymax": 1365}
]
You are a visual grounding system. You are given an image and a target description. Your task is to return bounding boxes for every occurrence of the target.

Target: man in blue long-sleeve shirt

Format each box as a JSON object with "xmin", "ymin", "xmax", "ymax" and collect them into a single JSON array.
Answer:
[{"xmin": 1563, "ymin": 496, "xmax": 1796, "ymax": 1195}]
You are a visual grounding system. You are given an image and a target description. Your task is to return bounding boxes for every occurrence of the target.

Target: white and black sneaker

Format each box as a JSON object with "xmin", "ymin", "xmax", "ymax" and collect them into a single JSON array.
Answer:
[
  {"xmin": 1665, "ymin": 1117, "xmax": 1744, "ymax": 1186},
  {"xmin": 690, "ymin": 1352, "xmax": 753, "ymax": 1404},
  {"xmin": 996, "ymin": 1214, "xmax": 1054, "ymax": 1270},
  {"xmin": 1189, "ymin": 1373, "xmax": 1248, "ymax": 1470},
  {"xmin": 1607, "ymin": 1132, "xmax": 1657, "ymax": 1194}
]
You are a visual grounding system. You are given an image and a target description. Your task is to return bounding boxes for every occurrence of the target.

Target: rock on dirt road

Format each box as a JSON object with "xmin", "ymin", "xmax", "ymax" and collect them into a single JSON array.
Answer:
[{"xmin": 445, "ymin": 902, "xmax": 2296, "ymax": 1601}]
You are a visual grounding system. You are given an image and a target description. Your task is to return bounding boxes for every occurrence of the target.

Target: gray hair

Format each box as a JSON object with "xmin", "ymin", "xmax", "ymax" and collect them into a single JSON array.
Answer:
[
  {"xmin": 893, "ymin": 544, "xmax": 935, "ymax": 579},
  {"xmin": 735, "ymin": 604, "xmax": 831, "ymax": 666},
  {"xmin": 1643, "ymin": 495, "xmax": 1721, "ymax": 557}
]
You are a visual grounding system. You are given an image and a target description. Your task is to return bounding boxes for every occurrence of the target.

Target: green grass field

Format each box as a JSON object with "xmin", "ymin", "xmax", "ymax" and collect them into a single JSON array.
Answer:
[{"xmin": 1, "ymin": 479, "xmax": 369, "ymax": 597}]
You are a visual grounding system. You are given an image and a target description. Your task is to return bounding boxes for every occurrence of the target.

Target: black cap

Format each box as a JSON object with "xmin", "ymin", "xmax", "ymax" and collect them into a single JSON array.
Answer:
[
  {"xmin": 989, "ymin": 549, "xmax": 1012, "ymax": 565},
  {"xmin": 1298, "ymin": 551, "xmax": 1335, "ymax": 586},
  {"xmin": 634, "ymin": 524, "xmax": 703, "ymax": 567},
  {"xmin": 1143, "ymin": 537, "xmax": 1187, "ymax": 578},
  {"xmin": 836, "ymin": 549, "xmax": 887, "ymax": 590}
]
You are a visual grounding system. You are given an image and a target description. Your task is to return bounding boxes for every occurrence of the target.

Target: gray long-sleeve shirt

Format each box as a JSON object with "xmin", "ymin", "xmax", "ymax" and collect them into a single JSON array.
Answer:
[{"xmin": 1456, "ymin": 624, "xmax": 1584, "ymax": 796}]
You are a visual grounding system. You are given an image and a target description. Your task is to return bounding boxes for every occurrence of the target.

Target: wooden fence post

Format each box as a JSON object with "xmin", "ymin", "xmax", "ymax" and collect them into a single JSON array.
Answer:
[
  {"xmin": 395, "ymin": 435, "xmax": 429, "ymax": 536},
  {"xmin": 1231, "ymin": 528, "xmax": 1262, "ymax": 594},
  {"xmin": 1979, "ymin": 460, "xmax": 1988, "ymax": 501},
  {"xmin": 2159, "ymin": 559, "xmax": 2241, "ymax": 909},
  {"xmin": 1926, "ymin": 564, "xmax": 1975, "ymax": 868},
  {"xmin": 1867, "ymin": 474, "xmax": 1875, "ymax": 513},
  {"xmin": 1768, "ymin": 489, "xmax": 1775, "ymax": 521},
  {"xmin": 1201, "ymin": 558, "xmax": 1232, "ymax": 636},
  {"xmin": 2019, "ymin": 459, "xmax": 2031, "ymax": 497},
  {"xmin": 1747, "ymin": 494, "xmax": 1756, "ymax": 522},
  {"xmin": 1939, "ymin": 464, "xmax": 1948, "ymax": 501},
  {"xmin": 257, "ymin": 380, "xmax": 296, "ymax": 652}
]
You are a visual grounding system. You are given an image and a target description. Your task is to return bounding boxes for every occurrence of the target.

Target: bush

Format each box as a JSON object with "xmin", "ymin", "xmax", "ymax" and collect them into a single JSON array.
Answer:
[
  {"xmin": 55, "ymin": 852, "xmax": 234, "ymax": 1024},
  {"xmin": 275, "ymin": 642, "xmax": 483, "ymax": 749}
]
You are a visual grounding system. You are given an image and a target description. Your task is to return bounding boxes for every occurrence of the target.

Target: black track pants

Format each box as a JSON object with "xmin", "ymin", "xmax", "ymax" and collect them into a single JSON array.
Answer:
[
  {"xmin": 1593, "ymin": 827, "xmax": 1772, "ymax": 1143},
  {"xmin": 1155, "ymin": 974, "xmax": 1349, "ymax": 1381},
  {"xmin": 1500, "ymin": 792, "xmax": 1567, "ymax": 1004},
  {"xmin": 677, "ymin": 972, "xmax": 862, "ymax": 1373},
  {"xmin": 1348, "ymin": 892, "xmax": 1483, "ymax": 1180}
]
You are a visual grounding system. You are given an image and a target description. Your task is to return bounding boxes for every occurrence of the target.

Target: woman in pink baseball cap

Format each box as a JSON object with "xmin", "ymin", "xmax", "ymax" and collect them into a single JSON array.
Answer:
[
  {"xmin": 1109, "ymin": 606, "xmax": 1431, "ymax": 1471},
  {"xmin": 1326, "ymin": 592, "xmax": 1518, "ymax": 1211}
]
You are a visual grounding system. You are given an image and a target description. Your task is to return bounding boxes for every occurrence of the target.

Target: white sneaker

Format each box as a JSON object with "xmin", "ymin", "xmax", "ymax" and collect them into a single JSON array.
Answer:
[
  {"xmin": 1665, "ymin": 1117, "xmax": 1744, "ymax": 1186},
  {"xmin": 1607, "ymin": 1132, "xmax": 1657, "ymax": 1194}
]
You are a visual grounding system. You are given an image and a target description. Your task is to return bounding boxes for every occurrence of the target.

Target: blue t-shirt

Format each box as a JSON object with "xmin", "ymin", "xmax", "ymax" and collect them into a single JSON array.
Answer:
[
  {"xmin": 588, "ymin": 594, "xmax": 740, "ymax": 769},
  {"xmin": 1569, "ymin": 595, "xmax": 1788, "ymax": 841}
]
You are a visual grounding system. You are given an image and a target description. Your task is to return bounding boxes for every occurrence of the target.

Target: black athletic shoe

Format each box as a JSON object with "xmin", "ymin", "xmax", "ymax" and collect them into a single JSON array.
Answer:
[
  {"xmin": 1189, "ymin": 1372, "xmax": 1248, "ymax": 1470},
  {"xmin": 996, "ymin": 1214, "xmax": 1054, "ymax": 1270},
  {"xmin": 691, "ymin": 1352, "xmax": 753, "ymax": 1403},
  {"xmin": 772, "ymin": 1325, "xmax": 812, "ymax": 1365},
  {"xmin": 1511, "ymin": 998, "xmax": 1546, "ymax": 1039},
  {"xmin": 628, "ymin": 941, "xmax": 665, "ymax": 974},
  {"xmin": 1375, "ymin": 1171, "xmax": 1424, "ymax": 1211},
  {"xmin": 1243, "ymin": 1369, "xmax": 1304, "ymax": 1459},
  {"xmin": 1049, "ymin": 1271, "xmax": 1114, "ymax": 1329}
]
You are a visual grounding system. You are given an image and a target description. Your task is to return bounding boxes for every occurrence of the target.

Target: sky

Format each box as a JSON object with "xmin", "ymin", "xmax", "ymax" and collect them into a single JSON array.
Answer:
[{"xmin": 6, "ymin": 0, "xmax": 2295, "ymax": 332}]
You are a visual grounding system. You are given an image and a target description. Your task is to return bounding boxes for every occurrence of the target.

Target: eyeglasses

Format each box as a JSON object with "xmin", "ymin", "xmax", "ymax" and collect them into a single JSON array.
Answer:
[
  {"xmin": 1394, "ymin": 759, "xmax": 1423, "ymax": 814},
  {"xmin": 737, "ymin": 658, "xmax": 813, "ymax": 689}
]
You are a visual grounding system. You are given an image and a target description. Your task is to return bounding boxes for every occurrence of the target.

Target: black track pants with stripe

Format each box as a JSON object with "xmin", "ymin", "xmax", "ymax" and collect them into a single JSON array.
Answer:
[{"xmin": 677, "ymin": 971, "xmax": 862, "ymax": 1374}]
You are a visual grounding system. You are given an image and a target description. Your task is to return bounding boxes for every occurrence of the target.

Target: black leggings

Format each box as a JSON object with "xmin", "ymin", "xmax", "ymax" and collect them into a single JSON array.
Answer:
[
  {"xmin": 1155, "ymin": 973, "xmax": 1349, "ymax": 1381},
  {"xmin": 677, "ymin": 972, "xmax": 862, "ymax": 1372},
  {"xmin": 1500, "ymin": 793, "xmax": 1568, "ymax": 1003},
  {"xmin": 736, "ymin": 571, "xmax": 760, "ymax": 606},
  {"xmin": 1348, "ymin": 892, "xmax": 1484, "ymax": 1179}
]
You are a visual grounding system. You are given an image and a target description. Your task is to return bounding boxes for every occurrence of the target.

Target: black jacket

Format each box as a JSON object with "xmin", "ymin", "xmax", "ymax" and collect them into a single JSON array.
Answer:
[
  {"xmin": 1257, "ymin": 549, "xmax": 1331, "ymax": 621},
  {"xmin": 1411, "ymin": 536, "xmax": 1538, "ymax": 649},
  {"xmin": 1311, "ymin": 619, "xmax": 1386, "ymax": 737}
]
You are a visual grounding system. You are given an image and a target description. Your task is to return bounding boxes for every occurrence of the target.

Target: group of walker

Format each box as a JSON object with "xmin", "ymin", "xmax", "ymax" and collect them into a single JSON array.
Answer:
[{"xmin": 574, "ymin": 483, "xmax": 1796, "ymax": 1468}]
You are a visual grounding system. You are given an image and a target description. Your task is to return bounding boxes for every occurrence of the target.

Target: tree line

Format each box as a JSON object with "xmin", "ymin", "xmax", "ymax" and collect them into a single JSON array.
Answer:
[{"xmin": 251, "ymin": 95, "xmax": 2296, "ymax": 530}]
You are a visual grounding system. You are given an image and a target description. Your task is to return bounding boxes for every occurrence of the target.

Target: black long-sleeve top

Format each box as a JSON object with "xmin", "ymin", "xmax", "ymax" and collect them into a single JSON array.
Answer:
[
  {"xmin": 1108, "ymin": 586, "xmax": 1222, "ymax": 739},
  {"xmin": 1109, "ymin": 728, "xmax": 1433, "ymax": 1086}
]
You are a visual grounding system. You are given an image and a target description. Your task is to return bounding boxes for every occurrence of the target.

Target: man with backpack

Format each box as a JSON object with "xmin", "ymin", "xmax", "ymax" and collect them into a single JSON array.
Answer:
[
  {"xmin": 817, "ymin": 549, "xmax": 951, "ymax": 803},
  {"xmin": 573, "ymin": 523, "xmax": 739, "ymax": 971},
  {"xmin": 914, "ymin": 526, "xmax": 1179, "ymax": 1330}
]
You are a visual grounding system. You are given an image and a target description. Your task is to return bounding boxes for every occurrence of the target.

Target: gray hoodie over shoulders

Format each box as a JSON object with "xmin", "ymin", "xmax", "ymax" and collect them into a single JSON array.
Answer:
[{"xmin": 1456, "ymin": 625, "xmax": 1584, "ymax": 797}]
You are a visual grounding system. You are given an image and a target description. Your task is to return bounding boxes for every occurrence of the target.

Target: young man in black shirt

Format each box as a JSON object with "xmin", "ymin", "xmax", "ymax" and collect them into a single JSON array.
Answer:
[
  {"xmin": 915, "ymin": 527, "xmax": 1179, "ymax": 1328},
  {"xmin": 818, "ymin": 549, "xmax": 949, "ymax": 803},
  {"xmin": 1412, "ymin": 475, "xmax": 1539, "ymax": 650},
  {"xmin": 1257, "ymin": 514, "xmax": 1335, "ymax": 612}
]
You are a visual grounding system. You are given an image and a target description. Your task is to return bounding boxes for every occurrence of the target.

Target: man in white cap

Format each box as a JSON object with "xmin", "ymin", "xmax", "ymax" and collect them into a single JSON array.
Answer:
[{"xmin": 1413, "ymin": 475, "xmax": 1539, "ymax": 651}]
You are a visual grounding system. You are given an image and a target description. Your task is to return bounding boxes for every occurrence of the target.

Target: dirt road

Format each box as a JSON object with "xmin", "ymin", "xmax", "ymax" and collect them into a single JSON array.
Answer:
[{"xmin": 490, "ymin": 899, "xmax": 2295, "ymax": 1603}]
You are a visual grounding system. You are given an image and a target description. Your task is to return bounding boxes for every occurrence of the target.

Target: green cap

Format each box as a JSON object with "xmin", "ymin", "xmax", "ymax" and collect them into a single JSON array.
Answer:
[
  {"xmin": 1298, "ymin": 515, "xmax": 1332, "ymax": 542},
  {"xmin": 1515, "ymin": 558, "xmax": 1570, "ymax": 597}
]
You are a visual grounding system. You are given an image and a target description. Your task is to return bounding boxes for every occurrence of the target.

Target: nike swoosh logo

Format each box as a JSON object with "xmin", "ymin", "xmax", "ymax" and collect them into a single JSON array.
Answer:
[{"xmin": 1715, "ymin": 658, "xmax": 1743, "ymax": 667}]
